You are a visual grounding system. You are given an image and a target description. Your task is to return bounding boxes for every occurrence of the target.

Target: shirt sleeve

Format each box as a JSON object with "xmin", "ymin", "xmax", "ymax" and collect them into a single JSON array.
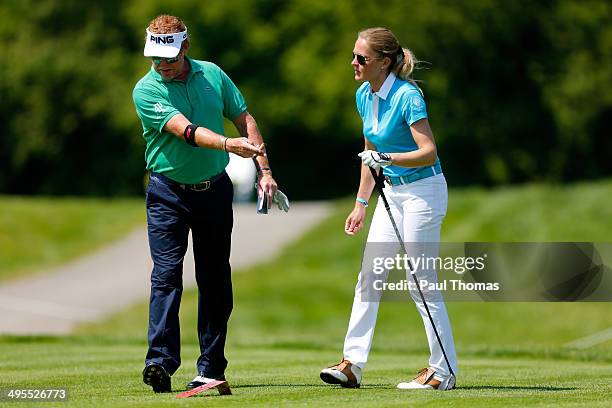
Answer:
[
  {"xmin": 132, "ymin": 86, "xmax": 180, "ymax": 133},
  {"xmin": 220, "ymin": 69, "xmax": 247, "ymax": 121},
  {"xmin": 401, "ymin": 90, "xmax": 428, "ymax": 126}
]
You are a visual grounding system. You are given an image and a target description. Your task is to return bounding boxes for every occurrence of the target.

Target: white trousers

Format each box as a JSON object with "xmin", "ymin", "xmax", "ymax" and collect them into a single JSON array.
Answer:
[{"xmin": 343, "ymin": 173, "xmax": 458, "ymax": 376}]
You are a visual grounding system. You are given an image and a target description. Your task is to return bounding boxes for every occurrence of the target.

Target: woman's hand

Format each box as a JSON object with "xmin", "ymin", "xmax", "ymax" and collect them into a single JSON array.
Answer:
[
  {"xmin": 345, "ymin": 204, "xmax": 367, "ymax": 235},
  {"xmin": 358, "ymin": 150, "xmax": 392, "ymax": 170}
]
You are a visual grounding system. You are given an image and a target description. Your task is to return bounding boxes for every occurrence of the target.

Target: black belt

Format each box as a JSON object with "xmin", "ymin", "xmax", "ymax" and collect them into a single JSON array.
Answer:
[{"xmin": 150, "ymin": 171, "xmax": 226, "ymax": 192}]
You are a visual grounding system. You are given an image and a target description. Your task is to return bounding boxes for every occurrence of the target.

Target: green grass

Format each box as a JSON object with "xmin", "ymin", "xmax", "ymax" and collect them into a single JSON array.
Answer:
[
  {"xmin": 0, "ymin": 338, "xmax": 610, "ymax": 408},
  {"xmin": 1, "ymin": 180, "xmax": 612, "ymax": 406},
  {"xmin": 0, "ymin": 195, "xmax": 145, "ymax": 282},
  {"xmin": 442, "ymin": 179, "xmax": 612, "ymax": 241}
]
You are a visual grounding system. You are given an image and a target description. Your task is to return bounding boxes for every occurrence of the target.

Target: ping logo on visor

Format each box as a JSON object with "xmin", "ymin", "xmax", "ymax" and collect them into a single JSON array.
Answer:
[
  {"xmin": 150, "ymin": 35, "xmax": 175, "ymax": 44},
  {"xmin": 144, "ymin": 28, "xmax": 188, "ymax": 58}
]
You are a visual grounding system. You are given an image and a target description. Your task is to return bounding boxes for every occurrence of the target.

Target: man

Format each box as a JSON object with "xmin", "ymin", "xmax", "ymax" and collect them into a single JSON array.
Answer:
[{"xmin": 132, "ymin": 14, "xmax": 288, "ymax": 393}]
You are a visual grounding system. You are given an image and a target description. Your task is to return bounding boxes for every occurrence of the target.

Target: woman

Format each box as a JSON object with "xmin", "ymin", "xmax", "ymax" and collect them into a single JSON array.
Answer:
[{"xmin": 320, "ymin": 27, "xmax": 458, "ymax": 391}]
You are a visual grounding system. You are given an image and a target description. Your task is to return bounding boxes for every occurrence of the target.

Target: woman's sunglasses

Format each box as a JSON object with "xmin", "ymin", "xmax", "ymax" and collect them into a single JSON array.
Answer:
[
  {"xmin": 352, "ymin": 52, "xmax": 381, "ymax": 66},
  {"xmin": 151, "ymin": 56, "xmax": 180, "ymax": 65}
]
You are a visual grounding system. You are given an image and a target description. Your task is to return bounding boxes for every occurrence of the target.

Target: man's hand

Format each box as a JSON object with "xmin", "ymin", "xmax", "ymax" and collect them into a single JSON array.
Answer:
[
  {"xmin": 358, "ymin": 150, "xmax": 392, "ymax": 170},
  {"xmin": 256, "ymin": 174, "xmax": 290, "ymax": 212},
  {"xmin": 226, "ymin": 138, "xmax": 265, "ymax": 158},
  {"xmin": 257, "ymin": 173, "xmax": 278, "ymax": 208}
]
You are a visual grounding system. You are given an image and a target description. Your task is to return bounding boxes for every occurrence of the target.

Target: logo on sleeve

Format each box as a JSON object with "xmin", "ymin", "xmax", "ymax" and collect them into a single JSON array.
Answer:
[{"xmin": 153, "ymin": 102, "xmax": 166, "ymax": 113}]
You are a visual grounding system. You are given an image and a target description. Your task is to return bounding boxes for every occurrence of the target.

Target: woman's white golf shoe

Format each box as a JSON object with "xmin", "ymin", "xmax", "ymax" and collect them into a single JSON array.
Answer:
[
  {"xmin": 320, "ymin": 359, "xmax": 362, "ymax": 388},
  {"xmin": 397, "ymin": 367, "xmax": 456, "ymax": 390}
]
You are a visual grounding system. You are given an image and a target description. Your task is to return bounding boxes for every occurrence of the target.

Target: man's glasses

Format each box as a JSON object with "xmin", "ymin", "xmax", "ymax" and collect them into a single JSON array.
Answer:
[
  {"xmin": 151, "ymin": 56, "xmax": 180, "ymax": 65},
  {"xmin": 352, "ymin": 52, "xmax": 381, "ymax": 66}
]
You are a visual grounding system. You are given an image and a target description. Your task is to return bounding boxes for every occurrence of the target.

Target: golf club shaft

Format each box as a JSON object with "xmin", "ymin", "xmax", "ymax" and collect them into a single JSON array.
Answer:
[{"xmin": 368, "ymin": 167, "xmax": 455, "ymax": 378}]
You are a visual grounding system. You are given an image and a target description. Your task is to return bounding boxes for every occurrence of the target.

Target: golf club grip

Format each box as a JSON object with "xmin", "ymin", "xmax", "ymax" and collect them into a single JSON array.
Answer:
[{"xmin": 367, "ymin": 166, "xmax": 455, "ymax": 377}]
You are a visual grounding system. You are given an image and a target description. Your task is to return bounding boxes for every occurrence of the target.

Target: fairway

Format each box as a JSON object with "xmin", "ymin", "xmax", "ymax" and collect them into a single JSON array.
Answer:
[
  {"xmin": 2, "ymin": 0, "xmax": 610, "ymax": 405},
  {"xmin": 0, "ymin": 339, "xmax": 610, "ymax": 407},
  {"xmin": 1, "ymin": 180, "xmax": 612, "ymax": 406}
]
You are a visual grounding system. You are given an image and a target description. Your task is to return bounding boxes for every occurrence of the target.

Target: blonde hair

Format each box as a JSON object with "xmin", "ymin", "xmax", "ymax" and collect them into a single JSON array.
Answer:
[
  {"xmin": 358, "ymin": 27, "xmax": 421, "ymax": 90},
  {"xmin": 147, "ymin": 14, "xmax": 187, "ymax": 34}
]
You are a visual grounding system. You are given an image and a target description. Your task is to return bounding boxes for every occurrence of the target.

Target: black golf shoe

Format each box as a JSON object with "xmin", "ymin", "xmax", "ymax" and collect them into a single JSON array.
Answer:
[{"xmin": 142, "ymin": 363, "xmax": 171, "ymax": 393}]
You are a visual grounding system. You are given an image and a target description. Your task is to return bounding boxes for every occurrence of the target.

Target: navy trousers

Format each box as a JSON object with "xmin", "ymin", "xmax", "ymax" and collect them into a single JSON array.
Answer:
[{"xmin": 145, "ymin": 171, "xmax": 233, "ymax": 378}]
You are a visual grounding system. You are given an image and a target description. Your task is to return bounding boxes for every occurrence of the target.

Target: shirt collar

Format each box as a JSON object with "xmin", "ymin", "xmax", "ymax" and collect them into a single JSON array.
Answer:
[{"xmin": 371, "ymin": 72, "xmax": 396, "ymax": 101}]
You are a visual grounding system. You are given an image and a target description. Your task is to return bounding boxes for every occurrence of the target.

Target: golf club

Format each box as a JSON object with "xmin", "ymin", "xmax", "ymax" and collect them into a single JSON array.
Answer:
[{"xmin": 368, "ymin": 167, "xmax": 455, "ymax": 380}]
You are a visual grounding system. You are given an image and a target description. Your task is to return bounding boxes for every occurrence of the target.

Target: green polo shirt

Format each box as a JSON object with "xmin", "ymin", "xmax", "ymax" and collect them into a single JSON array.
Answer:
[{"xmin": 132, "ymin": 57, "xmax": 247, "ymax": 184}]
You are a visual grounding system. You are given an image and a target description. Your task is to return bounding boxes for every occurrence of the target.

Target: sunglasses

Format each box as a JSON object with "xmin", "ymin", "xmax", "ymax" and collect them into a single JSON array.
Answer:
[
  {"xmin": 151, "ymin": 55, "xmax": 181, "ymax": 65},
  {"xmin": 352, "ymin": 52, "xmax": 381, "ymax": 66}
]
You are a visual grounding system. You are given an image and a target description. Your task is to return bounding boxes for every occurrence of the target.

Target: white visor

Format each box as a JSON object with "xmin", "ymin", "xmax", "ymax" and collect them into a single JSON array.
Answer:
[{"xmin": 143, "ymin": 29, "xmax": 188, "ymax": 58}]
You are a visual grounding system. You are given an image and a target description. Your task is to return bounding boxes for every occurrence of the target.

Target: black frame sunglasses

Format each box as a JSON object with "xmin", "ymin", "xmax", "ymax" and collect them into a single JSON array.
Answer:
[{"xmin": 352, "ymin": 52, "xmax": 382, "ymax": 66}]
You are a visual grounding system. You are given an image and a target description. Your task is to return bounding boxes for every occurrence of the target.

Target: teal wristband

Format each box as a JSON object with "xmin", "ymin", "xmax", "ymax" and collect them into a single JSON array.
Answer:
[{"xmin": 356, "ymin": 197, "xmax": 368, "ymax": 207}]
